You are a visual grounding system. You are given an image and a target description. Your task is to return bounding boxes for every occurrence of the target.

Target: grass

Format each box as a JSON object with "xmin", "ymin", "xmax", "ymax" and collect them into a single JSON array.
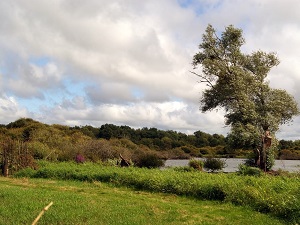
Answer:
[
  {"xmin": 0, "ymin": 177, "xmax": 287, "ymax": 225},
  {"xmin": 13, "ymin": 161, "xmax": 300, "ymax": 223}
]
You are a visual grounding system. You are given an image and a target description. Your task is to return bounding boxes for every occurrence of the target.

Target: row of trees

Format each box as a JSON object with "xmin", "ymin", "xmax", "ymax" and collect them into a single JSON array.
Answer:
[
  {"xmin": 1, "ymin": 117, "xmax": 299, "ymax": 159},
  {"xmin": 0, "ymin": 116, "xmax": 299, "ymax": 175},
  {"xmin": 97, "ymin": 124, "xmax": 226, "ymax": 149},
  {"xmin": 4, "ymin": 118, "xmax": 226, "ymax": 150}
]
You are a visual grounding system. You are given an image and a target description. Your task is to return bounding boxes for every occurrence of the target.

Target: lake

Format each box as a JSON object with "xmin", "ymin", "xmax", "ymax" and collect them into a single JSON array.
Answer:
[{"xmin": 164, "ymin": 158, "xmax": 300, "ymax": 172}]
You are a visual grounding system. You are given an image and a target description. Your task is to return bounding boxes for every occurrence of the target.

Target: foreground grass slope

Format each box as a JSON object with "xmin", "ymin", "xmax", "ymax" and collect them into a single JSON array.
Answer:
[
  {"xmin": 14, "ymin": 161, "xmax": 300, "ymax": 223},
  {"xmin": 0, "ymin": 177, "xmax": 286, "ymax": 225}
]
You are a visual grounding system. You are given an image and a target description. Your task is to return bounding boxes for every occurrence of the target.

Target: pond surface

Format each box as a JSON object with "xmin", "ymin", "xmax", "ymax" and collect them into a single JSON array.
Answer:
[{"xmin": 164, "ymin": 158, "xmax": 300, "ymax": 172}]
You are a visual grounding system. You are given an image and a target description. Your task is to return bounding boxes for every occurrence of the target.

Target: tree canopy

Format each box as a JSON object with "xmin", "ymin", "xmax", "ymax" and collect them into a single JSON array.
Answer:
[
  {"xmin": 193, "ymin": 25, "xmax": 298, "ymax": 135},
  {"xmin": 192, "ymin": 24, "xmax": 299, "ymax": 169}
]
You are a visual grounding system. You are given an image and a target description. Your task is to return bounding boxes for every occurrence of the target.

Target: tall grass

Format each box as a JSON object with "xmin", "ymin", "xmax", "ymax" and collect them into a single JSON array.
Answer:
[{"xmin": 15, "ymin": 161, "xmax": 300, "ymax": 223}]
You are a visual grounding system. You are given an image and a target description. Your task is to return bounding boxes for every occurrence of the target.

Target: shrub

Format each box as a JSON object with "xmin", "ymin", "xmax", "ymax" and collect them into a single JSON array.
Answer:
[
  {"xmin": 279, "ymin": 149, "xmax": 300, "ymax": 160},
  {"xmin": 181, "ymin": 146, "xmax": 202, "ymax": 157},
  {"xmin": 83, "ymin": 139, "xmax": 118, "ymax": 162},
  {"xmin": 133, "ymin": 153, "xmax": 165, "ymax": 168},
  {"xmin": 203, "ymin": 157, "xmax": 226, "ymax": 172},
  {"xmin": 188, "ymin": 159, "xmax": 203, "ymax": 171},
  {"xmin": 168, "ymin": 147, "xmax": 190, "ymax": 159},
  {"xmin": 237, "ymin": 164, "xmax": 262, "ymax": 176},
  {"xmin": 199, "ymin": 148, "xmax": 209, "ymax": 155},
  {"xmin": 75, "ymin": 154, "xmax": 85, "ymax": 163},
  {"xmin": 13, "ymin": 167, "xmax": 36, "ymax": 177}
]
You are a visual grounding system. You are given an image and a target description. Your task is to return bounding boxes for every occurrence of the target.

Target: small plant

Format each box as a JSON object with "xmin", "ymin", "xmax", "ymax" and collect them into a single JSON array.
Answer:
[
  {"xmin": 188, "ymin": 159, "xmax": 203, "ymax": 171},
  {"xmin": 75, "ymin": 154, "xmax": 85, "ymax": 163},
  {"xmin": 203, "ymin": 157, "xmax": 226, "ymax": 172}
]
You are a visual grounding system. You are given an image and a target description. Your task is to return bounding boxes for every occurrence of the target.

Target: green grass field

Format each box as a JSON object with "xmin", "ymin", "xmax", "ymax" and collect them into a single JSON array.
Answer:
[{"xmin": 0, "ymin": 177, "xmax": 287, "ymax": 225}]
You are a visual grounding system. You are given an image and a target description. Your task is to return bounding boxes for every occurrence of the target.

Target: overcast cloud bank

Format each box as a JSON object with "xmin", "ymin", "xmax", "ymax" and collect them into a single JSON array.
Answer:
[{"xmin": 0, "ymin": 0, "xmax": 299, "ymax": 140}]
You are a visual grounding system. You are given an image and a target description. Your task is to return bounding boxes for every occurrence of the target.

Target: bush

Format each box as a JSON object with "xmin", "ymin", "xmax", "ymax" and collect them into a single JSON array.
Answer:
[
  {"xmin": 203, "ymin": 157, "xmax": 226, "ymax": 172},
  {"xmin": 237, "ymin": 164, "xmax": 262, "ymax": 176},
  {"xmin": 188, "ymin": 159, "xmax": 203, "ymax": 171},
  {"xmin": 133, "ymin": 153, "xmax": 165, "ymax": 168},
  {"xmin": 279, "ymin": 149, "xmax": 300, "ymax": 160},
  {"xmin": 14, "ymin": 167, "xmax": 36, "ymax": 177},
  {"xmin": 167, "ymin": 148, "xmax": 190, "ymax": 159},
  {"xmin": 83, "ymin": 139, "xmax": 119, "ymax": 162},
  {"xmin": 75, "ymin": 154, "xmax": 85, "ymax": 163}
]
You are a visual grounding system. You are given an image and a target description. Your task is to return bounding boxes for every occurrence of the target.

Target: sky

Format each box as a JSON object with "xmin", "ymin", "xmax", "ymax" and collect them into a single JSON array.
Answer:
[{"xmin": 0, "ymin": 0, "xmax": 300, "ymax": 140}]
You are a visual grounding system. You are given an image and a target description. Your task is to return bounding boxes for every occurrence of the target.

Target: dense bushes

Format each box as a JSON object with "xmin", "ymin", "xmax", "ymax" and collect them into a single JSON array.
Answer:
[
  {"xmin": 14, "ymin": 161, "xmax": 300, "ymax": 223},
  {"xmin": 279, "ymin": 149, "xmax": 300, "ymax": 160}
]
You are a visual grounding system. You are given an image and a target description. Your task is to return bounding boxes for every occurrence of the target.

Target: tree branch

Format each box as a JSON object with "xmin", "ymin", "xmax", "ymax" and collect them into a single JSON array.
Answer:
[{"xmin": 190, "ymin": 71, "xmax": 214, "ymax": 88}]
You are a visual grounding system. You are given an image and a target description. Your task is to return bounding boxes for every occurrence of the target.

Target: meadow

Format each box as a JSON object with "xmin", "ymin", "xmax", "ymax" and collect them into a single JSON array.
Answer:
[
  {"xmin": 0, "ymin": 177, "xmax": 288, "ymax": 225},
  {"xmin": 11, "ymin": 161, "xmax": 300, "ymax": 224}
]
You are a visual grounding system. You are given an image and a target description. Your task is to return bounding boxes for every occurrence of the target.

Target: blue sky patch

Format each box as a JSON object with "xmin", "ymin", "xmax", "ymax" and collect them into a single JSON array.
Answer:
[{"xmin": 29, "ymin": 56, "xmax": 52, "ymax": 67}]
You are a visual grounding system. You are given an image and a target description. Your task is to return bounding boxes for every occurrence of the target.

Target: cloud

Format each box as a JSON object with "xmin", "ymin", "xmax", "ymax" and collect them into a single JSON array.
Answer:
[
  {"xmin": 86, "ymin": 82, "xmax": 136, "ymax": 104},
  {"xmin": 40, "ymin": 99, "xmax": 228, "ymax": 135},
  {"xmin": 0, "ymin": 94, "xmax": 29, "ymax": 124},
  {"xmin": 0, "ymin": 0, "xmax": 299, "ymax": 139}
]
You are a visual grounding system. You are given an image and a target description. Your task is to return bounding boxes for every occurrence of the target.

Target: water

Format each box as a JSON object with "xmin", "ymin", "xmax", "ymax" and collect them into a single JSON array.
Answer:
[{"xmin": 164, "ymin": 158, "xmax": 300, "ymax": 172}]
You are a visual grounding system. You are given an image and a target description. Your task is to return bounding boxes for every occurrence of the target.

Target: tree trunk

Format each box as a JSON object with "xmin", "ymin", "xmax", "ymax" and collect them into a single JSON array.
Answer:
[
  {"xmin": 2, "ymin": 158, "xmax": 8, "ymax": 177},
  {"xmin": 259, "ymin": 128, "xmax": 272, "ymax": 171}
]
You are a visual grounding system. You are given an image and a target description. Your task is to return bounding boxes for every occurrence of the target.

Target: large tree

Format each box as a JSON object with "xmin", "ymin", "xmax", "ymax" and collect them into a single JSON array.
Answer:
[{"xmin": 192, "ymin": 24, "xmax": 299, "ymax": 170}]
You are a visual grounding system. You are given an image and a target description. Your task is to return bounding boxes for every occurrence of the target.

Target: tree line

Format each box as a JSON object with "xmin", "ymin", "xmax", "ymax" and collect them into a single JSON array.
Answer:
[
  {"xmin": 1, "ymin": 118, "xmax": 299, "ymax": 157},
  {"xmin": 0, "ymin": 117, "xmax": 299, "ymax": 176}
]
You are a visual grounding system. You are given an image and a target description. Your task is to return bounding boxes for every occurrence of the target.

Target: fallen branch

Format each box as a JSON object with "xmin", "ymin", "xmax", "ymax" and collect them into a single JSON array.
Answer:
[{"xmin": 32, "ymin": 202, "xmax": 53, "ymax": 225}]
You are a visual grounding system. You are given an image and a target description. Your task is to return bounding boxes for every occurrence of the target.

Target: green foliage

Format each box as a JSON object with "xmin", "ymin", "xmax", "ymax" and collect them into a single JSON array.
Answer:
[
  {"xmin": 279, "ymin": 149, "xmax": 300, "ymax": 160},
  {"xmin": 203, "ymin": 157, "xmax": 226, "ymax": 172},
  {"xmin": 238, "ymin": 164, "xmax": 263, "ymax": 176},
  {"xmin": 3, "ymin": 117, "xmax": 300, "ymax": 168},
  {"xmin": 1, "ymin": 118, "xmax": 229, "ymax": 162},
  {"xmin": 27, "ymin": 141, "xmax": 52, "ymax": 160},
  {"xmin": 6, "ymin": 118, "xmax": 38, "ymax": 129},
  {"xmin": 98, "ymin": 123, "xmax": 226, "ymax": 150},
  {"xmin": 14, "ymin": 161, "xmax": 300, "ymax": 223},
  {"xmin": 171, "ymin": 166, "xmax": 196, "ymax": 172},
  {"xmin": 192, "ymin": 24, "xmax": 299, "ymax": 170},
  {"xmin": 82, "ymin": 139, "xmax": 119, "ymax": 162},
  {"xmin": 266, "ymin": 144, "xmax": 277, "ymax": 171},
  {"xmin": 0, "ymin": 177, "xmax": 285, "ymax": 225},
  {"xmin": 166, "ymin": 147, "xmax": 190, "ymax": 159},
  {"xmin": 12, "ymin": 167, "xmax": 36, "ymax": 177},
  {"xmin": 133, "ymin": 152, "xmax": 165, "ymax": 168},
  {"xmin": 188, "ymin": 159, "xmax": 204, "ymax": 171}
]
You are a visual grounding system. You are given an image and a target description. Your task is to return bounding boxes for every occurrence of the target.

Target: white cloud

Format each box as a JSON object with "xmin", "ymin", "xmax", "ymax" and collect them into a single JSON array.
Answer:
[
  {"xmin": 0, "ymin": 95, "xmax": 29, "ymax": 124},
  {"xmin": 0, "ymin": 0, "xmax": 299, "ymax": 139}
]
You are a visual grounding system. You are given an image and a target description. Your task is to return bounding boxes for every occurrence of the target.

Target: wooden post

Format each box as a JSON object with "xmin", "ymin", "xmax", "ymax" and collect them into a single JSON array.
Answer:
[{"xmin": 32, "ymin": 202, "xmax": 53, "ymax": 225}]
